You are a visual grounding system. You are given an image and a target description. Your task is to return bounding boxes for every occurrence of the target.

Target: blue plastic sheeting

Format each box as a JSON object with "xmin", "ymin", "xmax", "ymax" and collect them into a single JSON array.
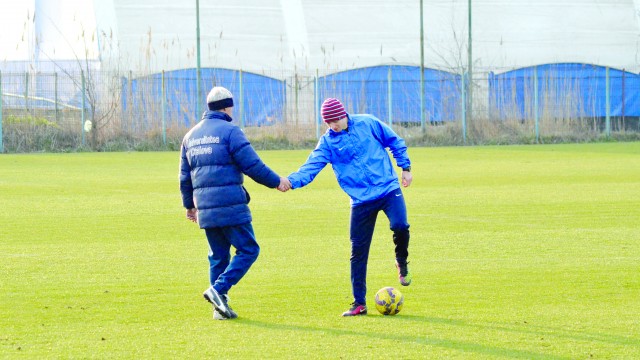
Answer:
[
  {"xmin": 121, "ymin": 68, "xmax": 285, "ymax": 127},
  {"xmin": 489, "ymin": 63, "xmax": 640, "ymax": 120},
  {"xmin": 318, "ymin": 65, "xmax": 461, "ymax": 123}
]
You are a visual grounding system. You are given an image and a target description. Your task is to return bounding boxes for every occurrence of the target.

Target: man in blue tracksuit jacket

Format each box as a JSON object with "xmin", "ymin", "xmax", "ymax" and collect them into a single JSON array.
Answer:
[
  {"xmin": 284, "ymin": 98, "xmax": 413, "ymax": 316},
  {"xmin": 179, "ymin": 86, "xmax": 288, "ymax": 320}
]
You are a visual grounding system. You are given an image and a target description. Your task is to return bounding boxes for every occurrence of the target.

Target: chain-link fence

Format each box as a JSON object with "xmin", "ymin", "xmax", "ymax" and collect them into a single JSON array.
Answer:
[{"xmin": 1, "ymin": 65, "xmax": 639, "ymax": 153}]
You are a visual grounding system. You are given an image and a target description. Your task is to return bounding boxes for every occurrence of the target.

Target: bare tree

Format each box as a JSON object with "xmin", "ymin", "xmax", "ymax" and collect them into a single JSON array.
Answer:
[{"xmin": 39, "ymin": 20, "xmax": 121, "ymax": 150}]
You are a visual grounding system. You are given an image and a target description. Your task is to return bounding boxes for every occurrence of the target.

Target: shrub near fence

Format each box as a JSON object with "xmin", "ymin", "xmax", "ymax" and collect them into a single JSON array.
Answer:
[{"xmin": 1, "ymin": 64, "xmax": 639, "ymax": 153}]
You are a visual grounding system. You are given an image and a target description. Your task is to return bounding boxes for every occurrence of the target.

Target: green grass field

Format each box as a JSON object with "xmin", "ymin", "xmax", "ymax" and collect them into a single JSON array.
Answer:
[{"xmin": 1, "ymin": 143, "xmax": 639, "ymax": 359}]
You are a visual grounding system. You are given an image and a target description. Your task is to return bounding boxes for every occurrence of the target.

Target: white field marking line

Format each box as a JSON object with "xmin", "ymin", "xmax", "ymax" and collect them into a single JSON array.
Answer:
[{"xmin": 1, "ymin": 92, "xmax": 81, "ymax": 110}]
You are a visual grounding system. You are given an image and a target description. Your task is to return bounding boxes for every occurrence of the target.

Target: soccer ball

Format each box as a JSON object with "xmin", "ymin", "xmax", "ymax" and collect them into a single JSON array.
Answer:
[
  {"xmin": 374, "ymin": 287, "xmax": 404, "ymax": 315},
  {"xmin": 83, "ymin": 120, "xmax": 92, "ymax": 132}
]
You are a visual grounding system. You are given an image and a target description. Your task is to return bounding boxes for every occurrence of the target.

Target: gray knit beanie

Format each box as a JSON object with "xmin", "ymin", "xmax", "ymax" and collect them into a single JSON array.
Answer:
[{"xmin": 206, "ymin": 86, "xmax": 234, "ymax": 111}]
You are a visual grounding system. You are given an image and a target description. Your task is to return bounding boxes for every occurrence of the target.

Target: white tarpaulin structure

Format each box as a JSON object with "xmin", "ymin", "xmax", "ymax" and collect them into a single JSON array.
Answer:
[
  {"xmin": 1, "ymin": 0, "xmax": 639, "ymax": 76},
  {"xmin": 0, "ymin": 0, "xmax": 117, "ymax": 73}
]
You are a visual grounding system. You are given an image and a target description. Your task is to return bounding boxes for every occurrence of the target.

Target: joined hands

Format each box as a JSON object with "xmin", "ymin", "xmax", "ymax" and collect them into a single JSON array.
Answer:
[{"xmin": 277, "ymin": 177, "xmax": 292, "ymax": 192}]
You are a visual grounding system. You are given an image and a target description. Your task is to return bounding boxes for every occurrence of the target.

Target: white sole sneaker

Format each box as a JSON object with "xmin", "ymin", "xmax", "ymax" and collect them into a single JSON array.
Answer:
[
  {"xmin": 203, "ymin": 286, "xmax": 235, "ymax": 319},
  {"xmin": 213, "ymin": 310, "xmax": 228, "ymax": 320}
]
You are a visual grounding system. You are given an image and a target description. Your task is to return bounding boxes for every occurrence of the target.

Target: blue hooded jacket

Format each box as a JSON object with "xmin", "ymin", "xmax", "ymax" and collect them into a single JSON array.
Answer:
[
  {"xmin": 179, "ymin": 111, "xmax": 280, "ymax": 228},
  {"xmin": 288, "ymin": 114, "xmax": 411, "ymax": 206}
]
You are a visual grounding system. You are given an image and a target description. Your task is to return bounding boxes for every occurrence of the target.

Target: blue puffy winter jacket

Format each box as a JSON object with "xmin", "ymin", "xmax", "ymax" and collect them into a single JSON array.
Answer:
[
  {"xmin": 288, "ymin": 114, "xmax": 411, "ymax": 206},
  {"xmin": 179, "ymin": 111, "xmax": 280, "ymax": 228}
]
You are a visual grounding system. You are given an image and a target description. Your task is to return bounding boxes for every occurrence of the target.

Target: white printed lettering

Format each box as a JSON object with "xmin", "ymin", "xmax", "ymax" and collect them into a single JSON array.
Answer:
[
  {"xmin": 188, "ymin": 135, "xmax": 220, "ymax": 148},
  {"xmin": 189, "ymin": 146, "xmax": 213, "ymax": 157}
]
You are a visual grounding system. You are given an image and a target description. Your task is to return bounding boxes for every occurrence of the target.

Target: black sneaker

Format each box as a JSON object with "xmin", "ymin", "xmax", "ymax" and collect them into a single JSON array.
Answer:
[
  {"xmin": 341, "ymin": 302, "xmax": 367, "ymax": 316},
  {"xmin": 395, "ymin": 260, "xmax": 412, "ymax": 286},
  {"xmin": 203, "ymin": 287, "xmax": 238, "ymax": 319}
]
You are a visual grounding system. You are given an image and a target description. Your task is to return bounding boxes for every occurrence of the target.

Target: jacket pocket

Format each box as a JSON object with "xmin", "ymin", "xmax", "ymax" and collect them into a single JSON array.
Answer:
[{"xmin": 242, "ymin": 186, "xmax": 251, "ymax": 204}]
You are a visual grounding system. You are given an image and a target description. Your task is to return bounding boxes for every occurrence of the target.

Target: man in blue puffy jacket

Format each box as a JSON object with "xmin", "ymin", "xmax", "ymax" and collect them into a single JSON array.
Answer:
[
  {"xmin": 179, "ymin": 86, "xmax": 290, "ymax": 320},
  {"xmin": 282, "ymin": 98, "xmax": 413, "ymax": 317}
]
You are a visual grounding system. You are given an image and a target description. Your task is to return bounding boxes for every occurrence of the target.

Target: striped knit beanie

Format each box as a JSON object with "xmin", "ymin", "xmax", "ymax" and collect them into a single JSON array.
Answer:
[
  {"xmin": 321, "ymin": 98, "xmax": 347, "ymax": 123},
  {"xmin": 206, "ymin": 86, "xmax": 234, "ymax": 111}
]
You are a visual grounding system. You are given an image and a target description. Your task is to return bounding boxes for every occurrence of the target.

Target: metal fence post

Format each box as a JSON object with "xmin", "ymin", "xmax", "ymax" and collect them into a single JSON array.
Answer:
[
  {"xmin": 605, "ymin": 66, "xmax": 610, "ymax": 137},
  {"xmin": 196, "ymin": 0, "xmax": 202, "ymax": 123},
  {"xmin": 467, "ymin": 0, "xmax": 473, "ymax": 130},
  {"xmin": 81, "ymin": 70, "xmax": 86, "ymax": 146},
  {"xmin": 25, "ymin": 72, "xmax": 29, "ymax": 116},
  {"xmin": 534, "ymin": 66, "xmax": 539, "ymax": 143},
  {"xmin": 239, "ymin": 69, "xmax": 244, "ymax": 128},
  {"xmin": 461, "ymin": 72, "xmax": 467, "ymax": 145},
  {"xmin": 54, "ymin": 72, "xmax": 59, "ymax": 123},
  {"xmin": 283, "ymin": 78, "xmax": 287, "ymax": 125},
  {"xmin": 315, "ymin": 69, "xmax": 319, "ymax": 139},
  {"xmin": 294, "ymin": 74, "xmax": 299, "ymax": 126},
  {"xmin": 128, "ymin": 70, "xmax": 133, "ymax": 132},
  {"xmin": 420, "ymin": 0, "xmax": 425, "ymax": 133},
  {"xmin": 0, "ymin": 70, "xmax": 3, "ymax": 153},
  {"xmin": 387, "ymin": 66, "xmax": 393, "ymax": 125},
  {"xmin": 162, "ymin": 70, "xmax": 166, "ymax": 146},
  {"xmin": 621, "ymin": 69, "xmax": 626, "ymax": 123}
]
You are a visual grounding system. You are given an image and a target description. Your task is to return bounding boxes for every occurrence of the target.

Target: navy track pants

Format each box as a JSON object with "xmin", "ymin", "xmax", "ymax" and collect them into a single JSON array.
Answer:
[
  {"xmin": 349, "ymin": 188, "xmax": 410, "ymax": 305},
  {"xmin": 205, "ymin": 222, "xmax": 260, "ymax": 295}
]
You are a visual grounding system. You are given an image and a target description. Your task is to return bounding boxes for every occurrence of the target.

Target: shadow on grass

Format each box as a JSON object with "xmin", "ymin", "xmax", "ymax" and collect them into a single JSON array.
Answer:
[
  {"xmin": 399, "ymin": 315, "xmax": 640, "ymax": 349},
  {"xmin": 239, "ymin": 315, "xmax": 571, "ymax": 360}
]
